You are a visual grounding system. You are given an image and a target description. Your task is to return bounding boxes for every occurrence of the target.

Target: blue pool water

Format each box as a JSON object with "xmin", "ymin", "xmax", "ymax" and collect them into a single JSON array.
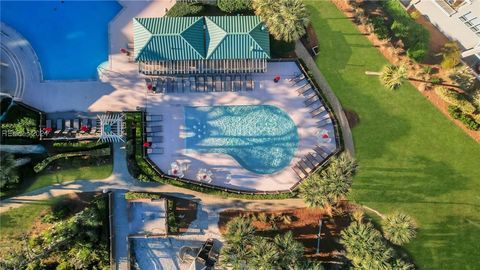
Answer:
[
  {"xmin": 0, "ymin": 0, "xmax": 122, "ymax": 80},
  {"xmin": 185, "ymin": 105, "xmax": 299, "ymax": 174}
]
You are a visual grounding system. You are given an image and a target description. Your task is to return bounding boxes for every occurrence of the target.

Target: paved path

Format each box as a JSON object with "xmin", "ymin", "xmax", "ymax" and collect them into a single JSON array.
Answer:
[
  {"xmin": 0, "ymin": 143, "xmax": 305, "ymax": 270},
  {"xmin": 295, "ymin": 41, "xmax": 355, "ymax": 156}
]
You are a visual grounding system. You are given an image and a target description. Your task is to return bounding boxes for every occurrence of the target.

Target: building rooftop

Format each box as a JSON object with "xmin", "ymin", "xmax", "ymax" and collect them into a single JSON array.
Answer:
[{"xmin": 133, "ymin": 16, "xmax": 270, "ymax": 62}]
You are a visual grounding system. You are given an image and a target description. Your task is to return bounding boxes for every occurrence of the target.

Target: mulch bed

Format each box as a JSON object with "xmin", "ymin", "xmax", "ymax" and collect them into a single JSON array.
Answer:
[
  {"xmin": 172, "ymin": 197, "xmax": 197, "ymax": 233},
  {"xmin": 219, "ymin": 208, "xmax": 351, "ymax": 261}
]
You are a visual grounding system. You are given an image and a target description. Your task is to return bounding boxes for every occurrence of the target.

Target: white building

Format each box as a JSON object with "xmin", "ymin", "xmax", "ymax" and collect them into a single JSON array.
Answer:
[{"xmin": 413, "ymin": 0, "xmax": 480, "ymax": 76}]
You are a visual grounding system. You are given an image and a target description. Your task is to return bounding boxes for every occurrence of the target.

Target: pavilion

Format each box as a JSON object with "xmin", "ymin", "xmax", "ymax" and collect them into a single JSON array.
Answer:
[{"xmin": 133, "ymin": 16, "xmax": 271, "ymax": 75}]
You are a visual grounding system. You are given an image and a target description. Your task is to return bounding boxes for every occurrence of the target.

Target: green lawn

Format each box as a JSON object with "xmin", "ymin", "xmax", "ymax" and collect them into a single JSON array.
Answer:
[
  {"xmin": 0, "ymin": 196, "xmax": 65, "ymax": 251},
  {"xmin": 25, "ymin": 164, "xmax": 112, "ymax": 193},
  {"xmin": 306, "ymin": 1, "xmax": 480, "ymax": 269}
]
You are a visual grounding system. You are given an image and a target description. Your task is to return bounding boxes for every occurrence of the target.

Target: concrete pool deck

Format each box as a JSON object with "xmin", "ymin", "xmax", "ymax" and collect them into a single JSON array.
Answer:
[{"xmin": 145, "ymin": 62, "xmax": 338, "ymax": 192}]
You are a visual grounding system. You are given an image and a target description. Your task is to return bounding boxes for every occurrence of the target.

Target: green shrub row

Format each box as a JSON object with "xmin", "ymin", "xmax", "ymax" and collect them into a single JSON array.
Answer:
[
  {"xmin": 52, "ymin": 141, "xmax": 107, "ymax": 149},
  {"xmin": 448, "ymin": 106, "xmax": 479, "ymax": 130},
  {"xmin": 435, "ymin": 87, "xmax": 477, "ymax": 114},
  {"xmin": 368, "ymin": 16, "xmax": 390, "ymax": 40},
  {"xmin": 34, "ymin": 148, "xmax": 111, "ymax": 173},
  {"xmin": 124, "ymin": 191, "xmax": 163, "ymax": 200},
  {"xmin": 166, "ymin": 3, "xmax": 204, "ymax": 17},
  {"xmin": 381, "ymin": 0, "xmax": 429, "ymax": 61},
  {"xmin": 217, "ymin": 0, "xmax": 252, "ymax": 13}
]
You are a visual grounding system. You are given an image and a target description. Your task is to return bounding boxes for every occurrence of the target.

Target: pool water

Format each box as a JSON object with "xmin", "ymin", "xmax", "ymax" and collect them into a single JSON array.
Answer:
[
  {"xmin": 185, "ymin": 105, "xmax": 299, "ymax": 174},
  {"xmin": 0, "ymin": 0, "xmax": 122, "ymax": 80}
]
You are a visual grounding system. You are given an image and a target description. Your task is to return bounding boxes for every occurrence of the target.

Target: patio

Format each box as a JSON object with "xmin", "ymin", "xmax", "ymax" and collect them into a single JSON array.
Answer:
[{"xmin": 145, "ymin": 61, "xmax": 338, "ymax": 192}]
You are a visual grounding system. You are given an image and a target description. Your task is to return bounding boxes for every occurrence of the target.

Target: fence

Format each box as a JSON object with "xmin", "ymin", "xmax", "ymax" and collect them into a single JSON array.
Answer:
[{"xmin": 108, "ymin": 192, "xmax": 115, "ymax": 270}]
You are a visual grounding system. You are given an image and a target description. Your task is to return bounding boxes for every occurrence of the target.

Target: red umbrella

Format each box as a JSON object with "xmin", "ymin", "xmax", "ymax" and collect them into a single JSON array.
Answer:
[
  {"xmin": 120, "ymin": 48, "xmax": 127, "ymax": 54},
  {"xmin": 80, "ymin": 125, "xmax": 89, "ymax": 132},
  {"xmin": 147, "ymin": 84, "xmax": 153, "ymax": 90},
  {"xmin": 322, "ymin": 133, "xmax": 329, "ymax": 138},
  {"xmin": 274, "ymin": 75, "xmax": 281, "ymax": 81},
  {"xmin": 143, "ymin": 141, "xmax": 151, "ymax": 147}
]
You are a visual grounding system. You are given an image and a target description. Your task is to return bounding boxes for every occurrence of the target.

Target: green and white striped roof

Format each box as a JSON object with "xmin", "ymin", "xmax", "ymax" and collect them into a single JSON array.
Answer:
[{"xmin": 133, "ymin": 16, "xmax": 270, "ymax": 61}]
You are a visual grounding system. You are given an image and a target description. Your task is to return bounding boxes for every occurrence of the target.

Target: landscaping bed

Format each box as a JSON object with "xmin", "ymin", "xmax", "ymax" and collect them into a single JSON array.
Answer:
[
  {"xmin": 219, "ymin": 208, "xmax": 350, "ymax": 262},
  {"xmin": 0, "ymin": 193, "xmax": 109, "ymax": 269}
]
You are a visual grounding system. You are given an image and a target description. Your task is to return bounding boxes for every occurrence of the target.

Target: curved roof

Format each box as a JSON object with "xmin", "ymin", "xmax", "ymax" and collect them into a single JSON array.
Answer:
[{"xmin": 133, "ymin": 16, "xmax": 270, "ymax": 61}]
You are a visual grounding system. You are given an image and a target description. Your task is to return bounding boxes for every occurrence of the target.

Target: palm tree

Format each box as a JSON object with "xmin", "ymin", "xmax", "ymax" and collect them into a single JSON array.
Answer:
[
  {"xmin": 340, "ymin": 222, "xmax": 393, "ymax": 270},
  {"xmin": 380, "ymin": 64, "xmax": 407, "ymax": 90},
  {"xmin": 248, "ymin": 236, "xmax": 279, "ymax": 270},
  {"xmin": 273, "ymin": 231, "xmax": 304, "ymax": 266},
  {"xmin": 0, "ymin": 152, "xmax": 19, "ymax": 189},
  {"xmin": 253, "ymin": 0, "xmax": 309, "ymax": 42},
  {"xmin": 381, "ymin": 212, "xmax": 417, "ymax": 246},
  {"xmin": 299, "ymin": 153, "xmax": 357, "ymax": 208},
  {"xmin": 390, "ymin": 259, "xmax": 414, "ymax": 270},
  {"xmin": 224, "ymin": 216, "xmax": 256, "ymax": 244}
]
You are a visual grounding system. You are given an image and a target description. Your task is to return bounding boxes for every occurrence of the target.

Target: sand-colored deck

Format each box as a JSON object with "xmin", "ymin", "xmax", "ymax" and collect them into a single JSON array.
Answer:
[{"xmin": 146, "ymin": 62, "xmax": 337, "ymax": 192}]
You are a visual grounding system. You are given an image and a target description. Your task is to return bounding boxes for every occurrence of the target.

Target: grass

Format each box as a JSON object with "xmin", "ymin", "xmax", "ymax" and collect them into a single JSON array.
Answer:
[
  {"xmin": 305, "ymin": 1, "xmax": 480, "ymax": 269},
  {"xmin": 0, "ymin": 196, "xmax": 65, "ymax": 251},
  {"xmin": 25, "ymin": 159, "xmax": 112, "ymax": 193}
]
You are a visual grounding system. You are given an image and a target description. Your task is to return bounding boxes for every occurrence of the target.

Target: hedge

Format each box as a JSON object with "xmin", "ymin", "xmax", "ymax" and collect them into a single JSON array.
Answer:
[
  {"xmin": 125, "ymin": 192, "xmax": 163, "ymax": 200},
  {"xmin": 435, "ymin": 87, "xmax": 476, "ymax": 114},
  {"xmin": 166, "ymin": 3, "xmax": 204, "ymax": 17},
  {"xmin": 34, "ymin": 148, "xmax": 111, "ymax": 173},
  {"xmin": 473, "ymin": 114, "xmax": 480, "ymax": 125},
  {"xmin": 381, "ymin": 0, "xmax": 429, "ymax": 61},
  {"xmin": 448, "ymin": 106, "xmax": 479, "ymax": 130},
  {"xmin": 52, "ymin": 141, "xmax": 108, "ymax": 151},
  {"xmin": 217, "ymin": 0, "xmax": 252, "ymax": 13}
]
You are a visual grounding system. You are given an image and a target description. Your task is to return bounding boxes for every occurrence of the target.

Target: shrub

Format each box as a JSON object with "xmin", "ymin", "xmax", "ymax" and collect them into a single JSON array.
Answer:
[
  {"xmin": 381, "ymin": 212, "xmax": 417, "ymax": 246},
  {"xmin": 1, "ymin": 117, "xmax": 38, "ymax": 138},
  {"xmin": 166, "ymin": 3, "xmax": 204, "ymax": 17},
  {"xmin": 473, "ymin": 89, "xmax": 480, "ymax": 108},
  {"xmin": 429, "ymin": 76, "xmax": 443, "ymax": 85},
  {"xmin": 473, "ymin": 114, "xmax": 480, "ymax": 125},
  {"xmin": 422, "ymin": 65, "xmax": 433, "ymax": 75},
  {"xmin": 381, "ymin": 0, "xmax": 429, "ymax": 61},
  {"xmin": 435, "ymin": 87, "xmax": 460, "ymax": 104},
  {"xmin": 448, "ymin": 106, "xmax": 479, "ymax": 130},
  {"xmin": 410, "ymin": 10, "xmax": 421, "ymax": 20},
  {"xmin": 52, "ymin": 141, "xmax": 107, "ymax": 151},
  {"xmin": 217, "ymin": 0, "xmax": 251, "ymax": 13},
  {"xmin": 457, "ymin": 99, "xmax": 476, "ymax": 115},
  {"xmin": 125, "ymin": 192, "xmax": 163, "ymax": 200},
  {"xmin": 449, "ymin": 65, "xmax": 477, "ymax": 92},
  {"xmin": 440, "ymin": 42, "xmax": 461, "ymax": 69},
  {"xmin": 368, "ymin": 16, "xmax": 391, "ymax": 40}
]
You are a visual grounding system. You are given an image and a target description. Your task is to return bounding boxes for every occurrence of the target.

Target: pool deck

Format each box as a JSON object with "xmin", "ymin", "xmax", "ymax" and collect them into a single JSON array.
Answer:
[
  {"xmin": 2, "ymin": 0, "xmax": 174, "ymax": 112},
  {"xmin": 146, "ymin": 62, "xmax": 337, "ymax": 192}
]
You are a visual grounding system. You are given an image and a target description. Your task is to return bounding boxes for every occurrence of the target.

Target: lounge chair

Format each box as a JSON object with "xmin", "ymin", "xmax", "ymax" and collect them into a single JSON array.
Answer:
[
  {"xmin": 150, "ymin": 143, "xmax": 163, "ymax": 149},
  {"xmin": 146, "ymin": 132, "xmax": 163, "ymax": 137},
  {"xmin": 206, "ymin": 76, "xmax": 213, "ymax": 92},
  {"xmin": 296, "ymin": 84, "xmax": 311, "ymax": 95},
  {"xmin": 166, "ymin": 78, "xmax": 174, "ymax": 93},
  {"xmin": 147, "ymin": 136, "xmax": 163, "ymax": 143},
  {"xmin": 303, "ymin": 89, "xmax": 317, "ymax": 99},
  {"xmin": 90, "ymin": 118, "xmax": 97, "ymax": 134},
  {"xmin": 147, "ymin": 148, "xmax": 164, "ymax": 155},
  {"xmin": 313, "ymin": 146, "xmax": 329, "ymax": 158},
  {"xmin": 288, "ymin": 73, "xmax": 301, "ymax": 82},
  {"xmin": 189, "ymin": 77, "xmax": 196, "ymax": 92},
  {"xmin": 72, "ymin": 119, "xmax": 80, "ymax": 134},
  {"xmin": 177, "ymin": 78, "xmax": 184, "ymax": 93},
  {"xmin": 308, "ymin": 152, "xmax": 324, "ymax": 164},
  {"xmin": 302, "ymin": 157, "xmax": 315, "ymax": 170},
  {"xmin": 146, "ymin": 115, "xmax": 163, "ymax": 122},
  {"xmin": 46, "ymin": 119, "xmax": 52, "ymax": 129},
  {"xmin": 296, "ymin": 162, "xmax": 309, "ymax": 175},
  {"xmin": 159, "ymin": 79, "xmax": 167, "ymax": 93},
  {"xmin": 197, "ymin": 76, "xmax": 205, "ymax": 92},
  {"xmin": 233, "ymin": 76, "xmax": 241, "ymax": 91},
  {"xmin": 146, "ymin": 126, "xmax": 162, "ymax": 133},
  {"xmin": 172, "ymin": 78, "xmax": 179, "ymax": 92},
  {"xmin": 305, "ymin": 95, "xmax": 320, "ymax": 107},
  {"xmin": 292, "ymin": 166, "xmax": 307, "ymax": 179},
  {"xmin": 55, "ymin": 119, "xmax": 63, "ymax": 135},
  {"xmin": 310, "ymin": 106, "xmax": 326, "ymax": 117},
  {"xmin": 246, "ymin": 75, "xmax": 253, "ymax": 91},
  {"xmin": 224, "ymin": 76, "xmax": 232, "ymax": 91},
  {"xmin": 318, "ymin": 118, "xmax": 333, "ymax": 127},
  {"xmin": 214, "ymin": 76, "xmax": 222, "ymax": 92},
  {"xmin": 64, "ymin": 120, "xmax": 73, "ymax": 134}
]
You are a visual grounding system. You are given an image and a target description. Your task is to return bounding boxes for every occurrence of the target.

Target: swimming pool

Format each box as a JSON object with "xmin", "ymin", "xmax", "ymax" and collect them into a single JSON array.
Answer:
[
  {"xmin": 185, "ymin": 105, "xmax": 299, "ymax": 174},
  {"xmin": 0, "ymin": 0, "xmax": 122, "ymax": 80}
]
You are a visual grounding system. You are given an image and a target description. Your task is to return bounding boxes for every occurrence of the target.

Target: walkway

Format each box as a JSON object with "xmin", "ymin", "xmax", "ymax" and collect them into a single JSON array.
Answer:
[
  {"xmin": 0, "ymin": 143, "xmax": 305, "ymax": 270},
  {"xmin": 295, "ymin": 41, "xmax": 355, "ymax": 156}
]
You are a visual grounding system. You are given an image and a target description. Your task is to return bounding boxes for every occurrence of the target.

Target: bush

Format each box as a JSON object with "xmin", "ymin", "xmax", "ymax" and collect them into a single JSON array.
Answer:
[
  {"xmin": 381, "ymin": 0, "xmax": 429, "ymax": 61},
  {"xmin": 448, "ymin": 106, "xmax": 479, "ymax": 130},
  {"xmin": 457, "ymin": 99, "xmax": 476, "ymax": 115},
  {"xmin": 52, "ymin": 141, "xmax": 107, "ymax": 151},
  {"xmin": 440, "ymin": 42, "xmax": 461, "ymax": 69},
  {"xmin": 125, "ymin": 192, "xmax": 163, "ymax": 200},
  {"xmin": 1, "ymin": 117, "xmax": 38, "ymax": 138},
  {"xmin": 449, "ymin": 66, "xmax": 477, "ymax": 92},
  {"xmin": 368, "ymin": 16, "xmax": 391, "ymax": 40},
  {"xmin": 435, "ymin": 87, "xmax": 460, "ymax": 104},
  {"xmin": 166, "ymin": 3, "xmax": 204, "ymax": 17},
  {"xmin": 429, "ymin": 76, "xmax": 443, "ymax": 85},
  {"xmin": 217, "ymin": 0, "xmax": 251, "ymax": 13}
]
